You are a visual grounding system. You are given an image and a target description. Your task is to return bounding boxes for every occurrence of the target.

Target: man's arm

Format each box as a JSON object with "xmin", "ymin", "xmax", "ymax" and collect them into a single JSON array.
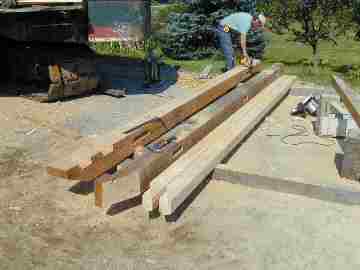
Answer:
[
  {"xmin": 240, "ymin": 33, "xmax": 247, "ymax": 55},
  {"xmin": 240, "ymin": 32, "xmax": 250, "ymax": 60}
]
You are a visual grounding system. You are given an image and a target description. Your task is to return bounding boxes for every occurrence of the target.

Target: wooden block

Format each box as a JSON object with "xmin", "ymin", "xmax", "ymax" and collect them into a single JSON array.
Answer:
[
  {"xmin": 152, "ymin": 76, "xmax": 296, "ymax": 215},
  {"xmin": 47, "ymin": 64, "xmax": 261, "ymax": 181},
  {"xmin": 94, "ymin": 172, "xmax": 141, "ymax": 209}
]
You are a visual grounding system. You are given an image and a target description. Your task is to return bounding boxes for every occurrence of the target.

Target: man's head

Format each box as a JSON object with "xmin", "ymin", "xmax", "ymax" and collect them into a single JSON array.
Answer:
[
  {"xmin": 258, "ymin": 14, "xmax": 266, "ymax": 27},
  {"xmin": 252, "ymin": 14, "xmax": 266, "ymax": 30}
]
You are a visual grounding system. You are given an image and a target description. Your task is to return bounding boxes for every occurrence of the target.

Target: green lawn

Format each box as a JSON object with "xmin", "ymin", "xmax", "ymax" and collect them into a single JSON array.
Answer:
[
  {"xmin": 93, "ymin": 32, "xmax": 360, "ymax": 89},
  {"xmin": 162, "ymin": 32, "xmax": 360, "ymax": 88},
  {"xmin": 263, "ymin": 33, "xmax": 360, "ymax": 87}
]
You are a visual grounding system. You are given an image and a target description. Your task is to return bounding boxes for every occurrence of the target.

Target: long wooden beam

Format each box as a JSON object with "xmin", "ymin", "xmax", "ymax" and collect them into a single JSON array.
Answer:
[
  {"xmin": 142, "ymin": 75, "xmax": 296, "ymax": 214},
  {"xmin": 158, "ymin": 76, "xmax": 296, "ymax": 215},
  {"xmin": 94, "ymin": 64, "xmax": 283, "ymax": 208},
  {"xmin": 47, "ymin": 64, "xmax": 261, "ymax": 181},
  {"xmin": 332, "ymin": 75, "xmax": 360, "ymax": 128}
]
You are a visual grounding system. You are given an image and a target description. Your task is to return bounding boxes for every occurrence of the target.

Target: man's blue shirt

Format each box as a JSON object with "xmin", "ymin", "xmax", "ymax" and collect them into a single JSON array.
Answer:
[{"xmin": 220, "ymin": 12, "xmax": 253, "ymax": 33}]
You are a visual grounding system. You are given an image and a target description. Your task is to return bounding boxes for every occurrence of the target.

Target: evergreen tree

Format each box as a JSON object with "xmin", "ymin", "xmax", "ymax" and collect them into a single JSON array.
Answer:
[
  {"xmin": 158, "ymin": 0, "xmax": 267, "ymax": 59},
  {"xmin": 354, "ymin": 0, "xmax": 360, "ymax": 40}
]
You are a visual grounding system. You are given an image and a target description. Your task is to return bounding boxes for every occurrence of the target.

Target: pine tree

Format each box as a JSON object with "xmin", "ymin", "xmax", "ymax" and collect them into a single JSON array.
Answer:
[
  {"xmin": 354, "ymin": 0, "xmax": 360, "ymax": 40},
  {"xmin": 158, "ymin": 0, "xmax": 266, "ymax": 59}
]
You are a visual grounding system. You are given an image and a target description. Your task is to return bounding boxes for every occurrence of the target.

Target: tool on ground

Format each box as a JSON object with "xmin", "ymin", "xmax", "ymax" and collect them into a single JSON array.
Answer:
[
  {"xmin": 291, "ymin": 95, "xmax": 319, "ymax": 117},
  {"xmin": 147, "ymin": 135, "xmax": 177, "ymax": 153},
  {"xmin": 103, "ymin": 89, "xmax": 126, "ymax": 98},
  {"xmin": 199, "ymin": 64, "xmax": 213, "ymax": 80},
  {"xmin": 1, "ymin": 0, "xmax": 151, "ymax": 101}
]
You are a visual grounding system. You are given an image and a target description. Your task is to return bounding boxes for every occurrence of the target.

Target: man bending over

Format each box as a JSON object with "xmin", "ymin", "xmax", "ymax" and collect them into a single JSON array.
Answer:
[{"xmin": 215, "ymin": 12, "xmax": 266, "ymax": 71}]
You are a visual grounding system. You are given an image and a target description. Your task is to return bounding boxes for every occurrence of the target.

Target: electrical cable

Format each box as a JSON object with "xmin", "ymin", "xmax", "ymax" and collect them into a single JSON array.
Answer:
[{"xmin": 267, "ymin": 124, "xmax": 336, "ymax": 147}]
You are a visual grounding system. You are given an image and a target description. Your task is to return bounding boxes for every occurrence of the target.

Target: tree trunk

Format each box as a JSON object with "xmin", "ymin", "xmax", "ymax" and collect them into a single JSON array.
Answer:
[
  {"xmin": 355, "ymin": 30, "xmax": 360, "ymax": 41},
  {"xmin": 311, "ymin": 43, "xmax": 320, "ymax": 68}
]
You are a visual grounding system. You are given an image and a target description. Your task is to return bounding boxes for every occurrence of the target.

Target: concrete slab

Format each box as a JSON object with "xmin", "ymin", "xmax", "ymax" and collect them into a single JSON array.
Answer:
[
  {"xmin": 290, "ymin": 81, "xmax": 335, "ymax": 96},
  {"xmin": 214, "ymin": 96, "xmax": 360, "ymax": 205}
]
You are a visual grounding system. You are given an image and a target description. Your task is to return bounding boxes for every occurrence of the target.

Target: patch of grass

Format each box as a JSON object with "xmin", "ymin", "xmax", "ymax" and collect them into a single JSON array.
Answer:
[
  {"xmin": 163, "ymin": 57, "xmax": 225, "ymax": 73},
  {"xmin": 263, "ymin": 32, "xmax": 360, "ymax": 88},
  {"xmin": 92, "ymin": 42, "xmax": 146, "ymax": 59}
]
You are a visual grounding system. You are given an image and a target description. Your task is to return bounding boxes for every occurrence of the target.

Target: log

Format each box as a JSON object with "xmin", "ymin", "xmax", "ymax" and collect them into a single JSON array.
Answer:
[
  {"xmin": 94, "ymin": 64, "xmax": 283, "ymax": 208},
  {"xmin": 47, "ymin": 64, "xmax": 261, "ymax": 181},
  {"xmin": 143, "ymin": 75, "xmax": 296, "ymax": 215},
  {"xmin": 332, "ymin": 75, "xmax": 360, "ymax": 128}
]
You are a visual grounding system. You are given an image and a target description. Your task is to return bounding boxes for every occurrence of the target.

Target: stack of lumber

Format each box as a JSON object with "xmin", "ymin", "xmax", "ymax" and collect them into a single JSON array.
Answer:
[
  {"xmin": 47, "ymin": 64, "xmax": 261, "ymax": 181},
  {"xmin": 143, "ymin": 75, "xmax": 296, "ymax": 215},
  {"xmin": 47, "ymin": 63, "xmax": 297, "ymax": 217},
  {"xmin": 94, "ymin": 64, "xmax": 284, "ymax": 208}
]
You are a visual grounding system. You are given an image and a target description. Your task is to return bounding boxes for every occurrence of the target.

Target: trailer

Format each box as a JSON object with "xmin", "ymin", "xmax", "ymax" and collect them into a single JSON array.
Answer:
[{"xmin": 0, "ymin": 0, "xmax": 151, "ymax": 101}]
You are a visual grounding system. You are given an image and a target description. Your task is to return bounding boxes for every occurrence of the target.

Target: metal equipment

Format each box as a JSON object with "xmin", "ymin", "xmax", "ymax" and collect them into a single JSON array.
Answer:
[
  {"xmin": 0, "ymin": 0, "xmax": 151, "ymax": 101},
  {"xmin": 316, "ymin": 94, "xmax": 357, "ymax": 138}
]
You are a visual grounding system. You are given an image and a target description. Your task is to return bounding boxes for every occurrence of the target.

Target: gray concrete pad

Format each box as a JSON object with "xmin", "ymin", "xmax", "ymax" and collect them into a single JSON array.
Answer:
[
  {"xmin": 73, "ymin": 181, "xmax": 360, "ymax": 270},
  {"xmin": 214, "ymin": 96, "xmax": 360, "ymax": 205},
  {"xmin": 290, "ymin": 80, "xmax": 335, "ymax": 96}
]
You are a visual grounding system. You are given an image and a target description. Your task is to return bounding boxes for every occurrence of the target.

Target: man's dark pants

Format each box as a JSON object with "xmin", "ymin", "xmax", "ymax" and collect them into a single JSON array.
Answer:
[{"xmin": 214, "ymin": 24, "xmax": 236, "ymax": 71}]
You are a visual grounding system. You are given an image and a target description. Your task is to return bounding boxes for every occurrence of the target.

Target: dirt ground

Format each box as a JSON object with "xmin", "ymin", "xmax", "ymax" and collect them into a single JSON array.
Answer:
[{"xmin": 1, "ymin": 76, "xmax": 360, "ymax": 270}]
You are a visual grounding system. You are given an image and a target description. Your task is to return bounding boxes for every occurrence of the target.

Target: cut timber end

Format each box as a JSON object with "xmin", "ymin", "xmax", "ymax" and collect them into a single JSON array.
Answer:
[
  {"xmin": 158, "ymin": 75, "xmax": 297, "ymax": 216},
  {"xmin": 142, "ymin": 190, "xmax": 155, "ymax": 211},
  {"xmin": 47, "ymin": 64, "xmax": 260, "ymax": 182}
]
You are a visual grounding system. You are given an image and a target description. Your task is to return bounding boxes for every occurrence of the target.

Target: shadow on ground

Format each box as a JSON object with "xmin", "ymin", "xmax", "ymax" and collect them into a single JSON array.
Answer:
[
  {"xmin": 96, "ymin": 55, "xmax": 178, "ymax": 96},
  {"xmin": 0, "ymin": 56, "xmax": 179, "ymax": 100}
]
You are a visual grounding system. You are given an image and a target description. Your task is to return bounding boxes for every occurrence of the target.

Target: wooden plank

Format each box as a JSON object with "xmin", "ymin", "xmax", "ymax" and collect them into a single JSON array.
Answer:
[
  {"xmin": 151, "ymin": 76, "xmax": 297, "ymax": 215},
  {"xmin": 213, "ymin": 164, "xmax": 360, "ymax": 206},
  {"xmin": 94, "ymin": 64, "xmax": 283, "ymax": 208},
  {"xmin": 332, "ymin": 75, "xmax": 360, "ymax": 128},
  {"xmin": 143, "ymin": 75, "xmax": 295, "ymax": 212},
  {"xmin": 142, "ymin": 89, "xmax": 263, "ymax": 212},
  {"xmin": 47, "ymin": 64, "xmax": 261, "ymax": 181}
]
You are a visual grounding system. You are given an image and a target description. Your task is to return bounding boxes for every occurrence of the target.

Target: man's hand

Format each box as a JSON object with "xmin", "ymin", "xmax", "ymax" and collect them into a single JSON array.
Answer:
[
  {"xmin": 240, "ymin": 33, "xmax": 251, "ymax": 66},
  {"xmin": 243, "ymin": 52, "xmax": 251, "ymax": 66}
]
